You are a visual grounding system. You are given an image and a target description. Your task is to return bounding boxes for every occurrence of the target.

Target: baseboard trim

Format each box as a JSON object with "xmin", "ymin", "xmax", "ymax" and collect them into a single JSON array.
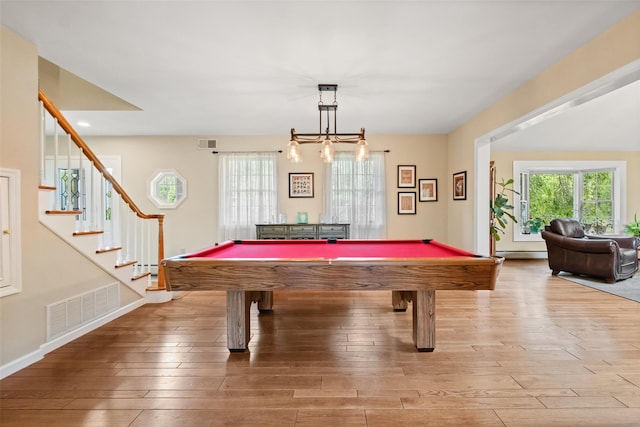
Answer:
[
  {"xmin": 0, "ymin": 298, "xmax": 146, "ymax": 380},
  {"xmin": 497, "ymin": 251, "xmax": 548, "ymax": 260}
]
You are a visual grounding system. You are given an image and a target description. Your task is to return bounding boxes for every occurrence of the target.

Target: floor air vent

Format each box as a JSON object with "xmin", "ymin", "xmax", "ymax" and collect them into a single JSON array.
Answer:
[{"xmin": 46, "ymin": 283, "xmax": 119, "ymax": 341}]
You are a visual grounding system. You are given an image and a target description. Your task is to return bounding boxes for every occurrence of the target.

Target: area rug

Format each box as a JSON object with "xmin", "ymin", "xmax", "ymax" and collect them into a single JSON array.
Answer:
[{"xmin": 558, "ymin": 272, "xmax": 640, "ymax": 303}]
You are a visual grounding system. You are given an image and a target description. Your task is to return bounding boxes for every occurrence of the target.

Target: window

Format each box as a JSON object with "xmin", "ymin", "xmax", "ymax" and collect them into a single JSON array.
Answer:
[
  {"xmin": 514, "ymin": 161, "xmax": 626, "ymax": 240},
  {"xmin": 324, "ymin": 152, "xmax": 387, "ymax": 239},
  {"xmin": 148, "ymin": 169, "xmax": 187, "ymax": 209},
  {"xmin": 218, "ymin": 152, "xmax": 278, "ymax": 240}
]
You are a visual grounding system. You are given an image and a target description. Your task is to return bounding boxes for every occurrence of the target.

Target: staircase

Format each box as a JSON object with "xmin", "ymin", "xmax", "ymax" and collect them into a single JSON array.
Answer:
[{"xmin": 38, "ymin": 90, "xmax": 172, "ymax": 304}]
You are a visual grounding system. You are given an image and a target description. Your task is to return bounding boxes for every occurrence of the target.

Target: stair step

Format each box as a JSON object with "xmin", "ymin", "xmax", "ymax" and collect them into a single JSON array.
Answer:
[
  {"xmin": 73, "ymin": 230, "xmax": 104, "ymax": 236},
  {"xmin": 115, "ymin": 260, "xmax": 137, "ymax": 268},
  {"xmin": 132, "ymin": 272, "xmax": 151, "ymax": 281},
  {"xmin": 96, "ymin": 247, "xmax": 122, "ymax": 254},
  {"xmin": 45, "ymin": 210, "xmax": 82, "ymax": 215}
]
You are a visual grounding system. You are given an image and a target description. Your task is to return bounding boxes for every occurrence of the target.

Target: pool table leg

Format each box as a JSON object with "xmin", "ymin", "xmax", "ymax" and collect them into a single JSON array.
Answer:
[
  {"xmin": 412, "ymin": 290, "xmax": 435, "ymax": 352},
  {"xmin": 226, "ymin": 290, "xmax": 251, "ymax": 352},
  {"xmin": 256, "ymin": 291, "xmax": 273, "ymax": 311},
  {"xmin": 392, "ymin": 291, "xmax": 410, "ymax": 311}
]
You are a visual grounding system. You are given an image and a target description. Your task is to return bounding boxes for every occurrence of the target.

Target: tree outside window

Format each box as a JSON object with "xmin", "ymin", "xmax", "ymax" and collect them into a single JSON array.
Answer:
[{"xmin": 514, "ymin": 161, "xmax": 624, "ymax": 240}]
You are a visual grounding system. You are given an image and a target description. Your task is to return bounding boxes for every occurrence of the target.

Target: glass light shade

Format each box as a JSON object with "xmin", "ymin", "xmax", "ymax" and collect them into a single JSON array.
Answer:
[
  {"xmin": 286, "ymin": 140, "xmax": 302, "ymax": 163},
  {"xmin": 320, "ymin": 137, "xmax": 334, "ymax": 163},
  {"xmin": 355, "ymin": 139, "xmax": 369, "ymax": 161}
]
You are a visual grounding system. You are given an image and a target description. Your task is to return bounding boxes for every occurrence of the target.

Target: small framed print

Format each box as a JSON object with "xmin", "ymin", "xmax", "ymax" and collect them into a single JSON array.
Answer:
[
  {"xmin": 289, "ymin": 172, "xmax": 314, "ymax": 198},
  {"xmin": 398, "ymin": 192, "xmax": 416, "ymax": 215},
  {"xmin": 453, "ymin": 171, "xmax": 466, "ymax": 200},
  {"xmin": 418, "ymin": 178, "xmax": 438, "ymax": 202},
  {"xmin": 397, "ymin": 165, "xmax": 416, "ymax": 188}
]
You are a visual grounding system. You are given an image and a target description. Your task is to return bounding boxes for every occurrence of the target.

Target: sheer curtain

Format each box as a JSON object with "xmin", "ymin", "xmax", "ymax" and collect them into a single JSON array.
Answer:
[
  {"xmin": 218, "ymin": 152, "xmax": 278, "ymax": 240},
  {"xmin": 324, "ymin": 152, "xmax": 386, "ymax": 239}
]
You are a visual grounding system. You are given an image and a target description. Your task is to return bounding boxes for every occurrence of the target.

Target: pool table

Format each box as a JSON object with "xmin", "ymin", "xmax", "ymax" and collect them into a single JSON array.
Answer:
[{"xmin": 162, "ymin": 239, "xmax": 503, "ymax": 352}]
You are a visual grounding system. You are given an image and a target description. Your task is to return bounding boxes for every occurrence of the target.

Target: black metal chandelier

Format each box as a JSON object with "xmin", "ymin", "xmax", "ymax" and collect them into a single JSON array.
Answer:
[{"xmin": 287, "ymin": 84, "xmax": 368, "ymax": 163}]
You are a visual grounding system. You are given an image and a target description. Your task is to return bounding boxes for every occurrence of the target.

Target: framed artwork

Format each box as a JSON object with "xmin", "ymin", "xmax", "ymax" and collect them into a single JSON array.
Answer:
[
  {"xmin": 397, "ymin": 165, "xmax": 416, "ymax": 188},
  {"xmin": 289, "ymin": 172, "xmax": 314, "ymax": 198},
  {"xmin": 418, "ymin": 178, "xmax": 438, "ymax": 202},
  {"xmin": 398, "ymin": 192, "xmax": 416, "ymax": 214},
  {"xmin": 453, "ymin": 171, "xmax": 467, "ymax": 200}
]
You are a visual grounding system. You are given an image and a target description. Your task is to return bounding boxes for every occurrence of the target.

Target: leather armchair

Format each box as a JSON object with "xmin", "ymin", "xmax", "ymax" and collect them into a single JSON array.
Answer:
[{"xmin": 541, "ymin": 218, "xmax": 639, "ymax": 283}]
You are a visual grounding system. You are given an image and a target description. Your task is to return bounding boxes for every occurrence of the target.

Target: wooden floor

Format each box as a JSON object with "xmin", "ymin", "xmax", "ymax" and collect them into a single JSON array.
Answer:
[{"xmin": 1, "ymin": 260, "xmax": 639, "ymax": 426}]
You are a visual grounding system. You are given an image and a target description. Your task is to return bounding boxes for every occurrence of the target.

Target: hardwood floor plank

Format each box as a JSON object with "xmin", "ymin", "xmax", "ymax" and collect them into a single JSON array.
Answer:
[
  {"xmin": 130, "ymin": 409, "xmax": 297, "ymax": 427},
  {"xmin": 495, "ymin": 408, "xmax": 640, "ymax": 427},
  {"xmin": 364, "ymin": 409, "xmax": 504, "ymax": 426},
  {"xmin": 0, "ymin": 409, "xmax": 141, "ymax": 427},
  {"xmin": 537, "ymin": 395, "xmax": 627, "ymax": 408},
  {"xmin": 295, "ymin": 409, "xmax": 366, "ymax": 426},
  {"xmin": 401, "ymin": 396, "xmax": 544, "ymax": 409}
]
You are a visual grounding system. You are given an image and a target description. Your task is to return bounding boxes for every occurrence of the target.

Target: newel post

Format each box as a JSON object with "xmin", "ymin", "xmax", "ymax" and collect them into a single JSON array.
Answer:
[{"xmin": 156, "ymin": 215, "xmax": 166, "ymax": 290}]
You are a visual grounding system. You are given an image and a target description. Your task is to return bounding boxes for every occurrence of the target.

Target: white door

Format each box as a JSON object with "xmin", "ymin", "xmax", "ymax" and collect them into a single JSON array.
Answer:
[
  {"xmin": 0, "ymin": 169, "xmax": 21, "ymax": 297},
  {"xmin": 0, "ymin": 176, "xmax": 11, "ymax": 290}
]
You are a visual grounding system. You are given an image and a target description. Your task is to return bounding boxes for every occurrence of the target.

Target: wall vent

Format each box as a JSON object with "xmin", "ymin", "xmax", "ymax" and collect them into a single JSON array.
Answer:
[
  {"xmin": 46, "ymin": 283, "xmax": 119, "ymax": 341},
  {"xmin": 197, "ymin": 139, "xmax": 216, "ymax": 150}
]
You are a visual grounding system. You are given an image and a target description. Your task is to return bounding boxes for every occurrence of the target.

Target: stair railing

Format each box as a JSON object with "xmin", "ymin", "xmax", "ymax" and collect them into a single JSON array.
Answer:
[{"xmin": 38, "ymin": 90, "xmax": 166, "ymax": 290}]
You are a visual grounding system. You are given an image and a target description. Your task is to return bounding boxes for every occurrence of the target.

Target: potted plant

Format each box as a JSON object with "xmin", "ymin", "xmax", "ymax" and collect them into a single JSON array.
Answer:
[
  {"xmin": 624, "ymin": 213, "xmax": 640, "ymax": 260},
  {"xmin": 490, "ymin": 178, "xmax": 519, "ymax": 242},
  {"xmin": 624, "ymin": 213, "xmax": 640, "ymax": 238},
  {"xmin": 524, "ymin": 217, "xmax": 545, "ymax": 234}
]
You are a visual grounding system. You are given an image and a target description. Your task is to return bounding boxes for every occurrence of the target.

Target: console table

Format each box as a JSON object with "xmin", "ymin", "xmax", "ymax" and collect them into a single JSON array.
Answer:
[{"xmin": 256, "ymin": 223, "xmax": 350, "ymax": 240}]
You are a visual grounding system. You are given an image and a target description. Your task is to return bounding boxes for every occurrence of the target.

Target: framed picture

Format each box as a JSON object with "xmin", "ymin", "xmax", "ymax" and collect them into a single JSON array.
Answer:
[
  {"xmin": 453, "ymin": 171, "xmax": 466, "ymax": 200},
  {"xmin": 289, "ymin": 172, "xmax": 314, "ymax": 198},
  {"xmin": 398, "ymin": 192, "xmax": 416, "ymax": 214},
  {"xmin": 397, "ymin": 165, "xmax": 416, "ymax": 188},
  {"xmin": 418, "ymin": 178, "xmax": 438, "ymax": 202}
]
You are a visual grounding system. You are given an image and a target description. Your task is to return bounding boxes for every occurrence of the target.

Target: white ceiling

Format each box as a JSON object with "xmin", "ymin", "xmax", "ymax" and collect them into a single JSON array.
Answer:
[{"xmin": 1, "ymin": 0, "xmax": 639, "ymax": 149}]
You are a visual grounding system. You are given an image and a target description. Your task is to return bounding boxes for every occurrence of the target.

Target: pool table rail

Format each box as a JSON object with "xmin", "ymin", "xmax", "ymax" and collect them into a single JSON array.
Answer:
[{"xmin": 162, "ymin": 255, "xmax": 503, "ymax": 292}]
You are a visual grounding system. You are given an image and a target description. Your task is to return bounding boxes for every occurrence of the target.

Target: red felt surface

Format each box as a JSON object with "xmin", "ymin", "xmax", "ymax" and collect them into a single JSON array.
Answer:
[{"xmin": 185, "ymin": 239, "xmax": 476, "ymax": 259}]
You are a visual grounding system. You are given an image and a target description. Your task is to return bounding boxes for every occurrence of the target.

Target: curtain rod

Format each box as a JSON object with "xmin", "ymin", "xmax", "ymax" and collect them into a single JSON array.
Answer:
[
  {"xmin": 211, "ymin": 150, "xmax": 283, "ymax": 154},
  {"xmin": 211, "ymin": 149, "xmax": 390, "ymax": 154}
]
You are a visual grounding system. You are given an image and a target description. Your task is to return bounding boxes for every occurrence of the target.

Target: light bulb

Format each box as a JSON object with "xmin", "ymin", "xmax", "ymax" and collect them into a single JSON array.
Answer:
[
  {"xmin": 320, "ymin": 137, "xmax": 334, "ymax": 163},
  {"xmin": 287, "ymin": 140, "xmax": 302, "ymax": 163},
  {"xmin": 355, "ymin": 139, "xmax": 369, "ymax": 161}
]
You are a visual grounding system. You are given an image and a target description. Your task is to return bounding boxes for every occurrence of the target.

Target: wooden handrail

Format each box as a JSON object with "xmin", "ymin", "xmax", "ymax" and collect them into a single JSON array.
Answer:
[{"xmin": 38, "ymin": 89, "xmax": 166, "ymax": 289}]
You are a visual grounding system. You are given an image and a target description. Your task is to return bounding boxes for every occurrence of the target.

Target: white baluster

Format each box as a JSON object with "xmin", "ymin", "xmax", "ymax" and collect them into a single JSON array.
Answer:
[
  {"xmin": 39, "ymin": 102, "xmax": 46, "ymax": 187},
  {"xmin": 53, "ymin": 121, "xmax": 60, "ymax": 210},
  {"xmin": 66, "ymin": 134, "xmax": 72, "ymax": 212},
  {"xmin": 133, "ymin": 215, "xmax": 139, "ymax": 274},
  {"xmin": 78, "ymin": 145, "xmax": 85, "ymax": 231},
  {"xmin": 91, "ymin": 164, "xmax": 97, "ymax": 232},
  {"xmin": 125, "ymin": 209, "xmax": 131, "ymax": 263}
]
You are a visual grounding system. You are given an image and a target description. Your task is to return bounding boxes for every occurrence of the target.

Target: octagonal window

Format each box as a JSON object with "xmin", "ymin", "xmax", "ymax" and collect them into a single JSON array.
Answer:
[{"xmin": 148, "ymin": 169, "xmax": 187, "ymax": 209}]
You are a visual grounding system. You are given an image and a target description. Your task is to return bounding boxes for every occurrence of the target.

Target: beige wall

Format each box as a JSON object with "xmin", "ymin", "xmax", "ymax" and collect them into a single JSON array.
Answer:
[
  {"xmin": 86, "ymin": 133, "xmax": 449, "ymax": 256},
  {"xmin": 0, "ymin": 27, "xmax": 139, "ymax": 368},
  {"xmin": 447, "ymin": 10, "xmax": 640, "ymax": 252},
  {"xmin": 491, "ymin": 150, "xmax": 640, "ymax": 253}
]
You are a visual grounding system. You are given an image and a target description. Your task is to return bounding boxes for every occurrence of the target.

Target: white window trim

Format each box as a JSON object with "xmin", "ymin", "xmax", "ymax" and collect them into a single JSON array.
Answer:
[
  {"xmin": 513, "ymin": 160, "xmax": 626, "ymax": 242},
  {"xmin": 1, "ymin": 168, "xmax": 22, "ymax": 297}
]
